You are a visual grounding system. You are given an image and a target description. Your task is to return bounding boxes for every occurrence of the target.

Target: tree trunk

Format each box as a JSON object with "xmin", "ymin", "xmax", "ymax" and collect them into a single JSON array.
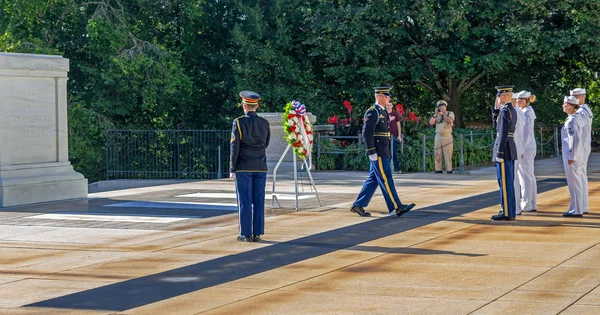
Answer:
[
  {"xmin": 418, "ymin": 72, "xmax": 482, "ymax": 128},
  {"xmin": 447, "ymin": 88, "xmax": 464, "ymax": 128}
]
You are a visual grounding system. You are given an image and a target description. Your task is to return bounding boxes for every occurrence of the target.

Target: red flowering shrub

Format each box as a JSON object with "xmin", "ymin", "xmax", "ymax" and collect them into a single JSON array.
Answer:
[
  {"xmin": 327, "ymin": 115, "xmax": 339, "ymax": 125},
  {"xmin": 409, "ymin": 112, "xmax": 417, "ymax": 121},
  {"xmin": 343, "ymin": 101, "xmax": 353, "ymax": 115}
]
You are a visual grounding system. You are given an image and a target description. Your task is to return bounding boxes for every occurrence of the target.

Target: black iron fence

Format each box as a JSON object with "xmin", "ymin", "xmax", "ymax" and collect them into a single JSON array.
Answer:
[
  {"xmin": 106, "ymin": 129, "xmax": 230, "ymax": 180},
  {"xmin": 314, "ymin": 126, "xmax": 588, "ymax": 172}
]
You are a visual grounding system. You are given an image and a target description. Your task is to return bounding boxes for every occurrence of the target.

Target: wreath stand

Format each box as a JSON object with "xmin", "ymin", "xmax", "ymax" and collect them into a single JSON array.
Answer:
[{"xmin": 271, "ymin": 145, "xmax": 322, "ymax": 210}]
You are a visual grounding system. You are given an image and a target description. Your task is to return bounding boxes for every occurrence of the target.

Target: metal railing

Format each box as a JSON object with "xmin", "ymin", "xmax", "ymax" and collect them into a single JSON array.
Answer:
[
  {"xmin": 314, "ymin": 126, "xmax": 567, "ymax": 173},
  {"xmin": 106, "ymin": 129, "xmax": 230, "ymax": 180},
  {"xmin": 315, "ymin": 134, "xmax": 361, "ymax": 158},
  {"xmin": 422, "ymin": 127, "xmax": 560, "ymax": 173}
]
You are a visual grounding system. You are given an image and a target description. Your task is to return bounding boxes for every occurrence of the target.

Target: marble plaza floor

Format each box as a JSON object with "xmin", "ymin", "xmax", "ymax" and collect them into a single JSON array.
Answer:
[{"xmin": 1, "ymin": 154, "xmax": 600, "ymax": 314}]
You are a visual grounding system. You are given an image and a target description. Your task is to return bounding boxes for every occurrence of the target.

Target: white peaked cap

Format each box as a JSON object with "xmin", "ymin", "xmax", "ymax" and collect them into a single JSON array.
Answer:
[
  {"xmin": 570, "ymin": 88, "xmax": 586, "ymax": 96},
  {"xmin": 518, "ymin": 91, "xmax": 531, "ymax": 98},
  {"xmin": 564, "ymin": 96, "xmax": 579, "ymax": 105}
]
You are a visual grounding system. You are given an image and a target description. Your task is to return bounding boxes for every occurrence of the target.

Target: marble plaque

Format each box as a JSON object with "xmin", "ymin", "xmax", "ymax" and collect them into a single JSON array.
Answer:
[
  {"xmin": 0, "ymin": 52, "xmax": 87, "ymax": 207},
  {"xmin": 0, "ymin": 77, "xmax": 57, "ymax": 164}
]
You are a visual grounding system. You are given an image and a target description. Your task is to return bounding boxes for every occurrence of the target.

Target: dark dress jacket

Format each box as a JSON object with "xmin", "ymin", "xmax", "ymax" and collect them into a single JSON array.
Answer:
[
  {"xmin": 230, "ymin": 111, "xmax": 270, "ymax": 172},
  {"xmin": 363, "ymin": 104, "xmax": 391, "ymax": 159},
  {"xmin": 492, "ymin": 102, "xmax": 518, "ymax": 161}
]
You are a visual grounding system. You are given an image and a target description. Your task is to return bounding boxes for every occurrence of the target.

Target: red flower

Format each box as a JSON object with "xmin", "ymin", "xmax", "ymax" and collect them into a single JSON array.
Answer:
[
  {"xmin": 327, "ymin": 115, "xmax": 339, "ymax": 125},
  {"xmin": 404, "ymin": 117, "xmax": 409, "ymax": 121},
  {"xmin": 361, "ymin": 117, "xmax": 365, "ymax": 123},
  {"xmin": 396, "ymin": 104, "xmax": 404, "ymax": 112},
  {"xmin": 343, "ymin": 101, "xmax": 352, "ymax": 114},
  {"xmin": 409, "ymin": 112, "xmax": 417, "ymax": 121},
  {"xmin": 289, "ymin": 125, "xmax": 296, "ymax": 132},
  {"xmin": 399, "ymin": 108, "xmax": 405, "ymax": 116},
  {"xmin": 341, "ymin": 118, "xmax": 349, "ymax": 125},
  {"xmin": 288, "ymin": 114, "xmax": 295, "ymax": 119}
]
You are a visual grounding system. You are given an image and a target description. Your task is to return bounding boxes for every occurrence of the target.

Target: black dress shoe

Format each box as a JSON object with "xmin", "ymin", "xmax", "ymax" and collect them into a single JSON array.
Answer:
[
  {"xmin": 395, "ymin": 203, "xmax": 416, "ymax": 217},
  {"xmin": 562, "ymin": 212, "xmax": 583, "ymax": 217},
  {"xmin": 434, "ymin": 171, "xmax": 443, "ymax": 174},
  {"xmin": 446, "ymin": 171, "xmax": 453, "ymax": 174},
  {"xmin": 350, "ymin": 205, "xmax": 371, "ymax": 217},
  {"xmin": 523, "ymin": 209, "xmax": 537, "ymax": 212},
  {"xmin": 491, "ymin": 214, "xmax": 515, "ymax": 221},
  {"xmin": 237, "ymin": 236, "xmax": 253, "ymax": 242},
  {"xmin": 251, "ymin": 234, "xmax": 262, "ymax": 242}
]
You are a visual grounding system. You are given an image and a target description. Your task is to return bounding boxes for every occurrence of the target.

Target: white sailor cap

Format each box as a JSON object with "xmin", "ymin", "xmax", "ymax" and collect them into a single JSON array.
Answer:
[
  {"xmin": 564, "ymin": 96, "xmax": 578, "ymax": 105},
  {"xmin": 517, "ymin": 91, "xmax": 531, "ymax": 98},
  {"xmin": 570, "ymin": 88, "xmax": 586, "ymax": 96},
  {"xmin": 512, "ymin": 91, "xmax": 522, "ymax": 99}
]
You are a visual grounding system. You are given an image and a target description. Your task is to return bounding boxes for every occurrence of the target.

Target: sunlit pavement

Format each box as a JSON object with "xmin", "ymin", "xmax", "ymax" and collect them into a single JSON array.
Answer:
[{"xmin": 1, "ymin": 154, "xmax": 599, "ymax": 314}]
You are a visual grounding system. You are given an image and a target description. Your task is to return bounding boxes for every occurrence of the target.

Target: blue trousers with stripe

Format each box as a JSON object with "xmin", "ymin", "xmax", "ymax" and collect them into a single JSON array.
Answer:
[
  {"xmin": 496, "ymin": 160, "xmax": 516, "ymax": 218},
  {"xmin": 354, "ymin": 157, "xmax": 402, "ymax": 212},
  {"xmin": 235, "ymin": 172, "xmax": 267, "ymax": 237}
]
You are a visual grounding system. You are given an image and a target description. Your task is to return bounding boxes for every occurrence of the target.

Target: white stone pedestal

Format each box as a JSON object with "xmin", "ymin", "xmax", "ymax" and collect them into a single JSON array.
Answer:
[
  {"xmin": 258, "ymin": 112, "xmax": 316, "ymax": 174},
  {"xmin": 0, "ymin": 52, "xmax": 87, "ymax": 207}
]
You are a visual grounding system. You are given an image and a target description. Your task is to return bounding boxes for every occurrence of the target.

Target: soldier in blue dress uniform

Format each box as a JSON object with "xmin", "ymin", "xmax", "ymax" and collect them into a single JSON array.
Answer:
[
  {"xmin": 350, "ymin": 86, "xmax": 416, "ymax": 217},
  {"xmin": 491, "ymin": 85, "xmax": 518, "ymax": 221},
  {"xmin": 230, "ymin": 91, "xmax": 271, "ymax": 242}
]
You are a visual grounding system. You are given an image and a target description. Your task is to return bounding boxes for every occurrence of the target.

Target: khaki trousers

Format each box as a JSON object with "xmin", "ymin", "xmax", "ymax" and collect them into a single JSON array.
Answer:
[{"xmin": 434, "ymin": 134, "xmax": 453, "ymax": 172}]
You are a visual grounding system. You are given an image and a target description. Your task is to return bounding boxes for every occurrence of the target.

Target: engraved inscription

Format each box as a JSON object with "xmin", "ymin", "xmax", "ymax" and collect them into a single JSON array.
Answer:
[
  {"xmin": 0, "ymin": 77, "xmax": 58, "ymax": 164},
  {"xmin": 20, "ymin": 128, "xmax": 46, "ymax": 138}
]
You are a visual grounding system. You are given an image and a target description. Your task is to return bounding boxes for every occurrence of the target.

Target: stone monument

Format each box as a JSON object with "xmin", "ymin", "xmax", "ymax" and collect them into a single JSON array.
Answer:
[
  {"xmin": 258, "ymin": 112, "xmax": 316, "ymax": 173},
  {"xmin": 0, "ymin": 52, "xmax": 87, "ymax": 207}
]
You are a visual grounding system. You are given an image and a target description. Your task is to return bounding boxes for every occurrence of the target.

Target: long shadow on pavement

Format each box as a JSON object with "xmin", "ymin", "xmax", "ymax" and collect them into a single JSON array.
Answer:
[{"xmin": 27, "ymin": 178, "xmax": 565, "ymax": 311}]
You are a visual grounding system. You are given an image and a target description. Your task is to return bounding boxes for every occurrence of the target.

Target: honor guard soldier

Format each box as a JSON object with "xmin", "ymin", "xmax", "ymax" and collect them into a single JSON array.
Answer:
[
  {"xmin": 230, "ymin": 91, "xmax": 271, "ymax": 242},
  {"xmin": 350, "ymin": 86, "xmax": 415, "ymax": 217},
  {"xmin": 491, "ymin": 86, "xmax": 518, "ymax": 221}
]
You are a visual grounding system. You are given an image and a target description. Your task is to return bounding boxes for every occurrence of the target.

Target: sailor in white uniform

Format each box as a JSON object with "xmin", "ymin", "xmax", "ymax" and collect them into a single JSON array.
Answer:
[
  {"xmin": 515, "ymin": 91, "xmax": 538, "ymax": 212},
  {"xmin": 561, "ymin": 96, "xmax": 586, "ymax": 217},
  {"xmin": 512, "ymin": 91, "xmax": 525, "ymax": 215},
  {"xmin": 570, "ymin": 88, "xmax": 593, "ymax": 214}
]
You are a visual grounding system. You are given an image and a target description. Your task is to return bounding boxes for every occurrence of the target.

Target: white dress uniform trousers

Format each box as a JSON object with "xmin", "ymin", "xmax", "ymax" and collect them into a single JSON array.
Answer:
[
  {"xmin": 513, "ymin": 107, "xmax": 525, "ymax": 214},
  {"xmin": 561, "ymin": 114, "xmax": 585, "ymax": 215},
  {"xmin": 576, "ymin": 104, "xmax": 593, "ymax": 213},
  {"xmin": 517, "ymin": 107, "xmax": 537, "ymax": 211}
]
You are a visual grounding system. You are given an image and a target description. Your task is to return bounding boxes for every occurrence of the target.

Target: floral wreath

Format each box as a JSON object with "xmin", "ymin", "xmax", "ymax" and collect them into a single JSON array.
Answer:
[{"xmin": 282, "ymin": 100, "xmax": 314, "ymax": 159}]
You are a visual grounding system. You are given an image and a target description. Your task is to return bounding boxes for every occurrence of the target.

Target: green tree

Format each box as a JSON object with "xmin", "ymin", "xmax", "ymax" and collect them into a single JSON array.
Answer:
[{"xmin": 230, "ymin": 0, "xmax": 317, "ymax": 113}]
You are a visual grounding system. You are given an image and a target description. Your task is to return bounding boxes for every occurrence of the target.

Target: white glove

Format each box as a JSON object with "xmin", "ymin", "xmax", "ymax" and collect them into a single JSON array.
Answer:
[
  {"xmin": 496, "ymin": 157, "xmax": 504, "ymax": 163},
  {"xmin": 230, "ymin": 172, "xmax": 236, "ymax": 180},
  {"xmin": 368, "ymin": 154, "xmax": 378, "ymax": 162}
]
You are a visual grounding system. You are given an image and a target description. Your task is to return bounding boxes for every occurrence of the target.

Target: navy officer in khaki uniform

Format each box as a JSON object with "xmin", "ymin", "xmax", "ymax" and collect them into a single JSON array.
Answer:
[
  {"xmin": 350, "ymin": 86, "xmax": 416, "ymax": 217},
  {"xmin": 230, "ymin": 91, "xmax": 271, "ymax": 242},
  {"xmin": 491, "ymin": 85, "xmax": 518, "ymax": 221}
]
